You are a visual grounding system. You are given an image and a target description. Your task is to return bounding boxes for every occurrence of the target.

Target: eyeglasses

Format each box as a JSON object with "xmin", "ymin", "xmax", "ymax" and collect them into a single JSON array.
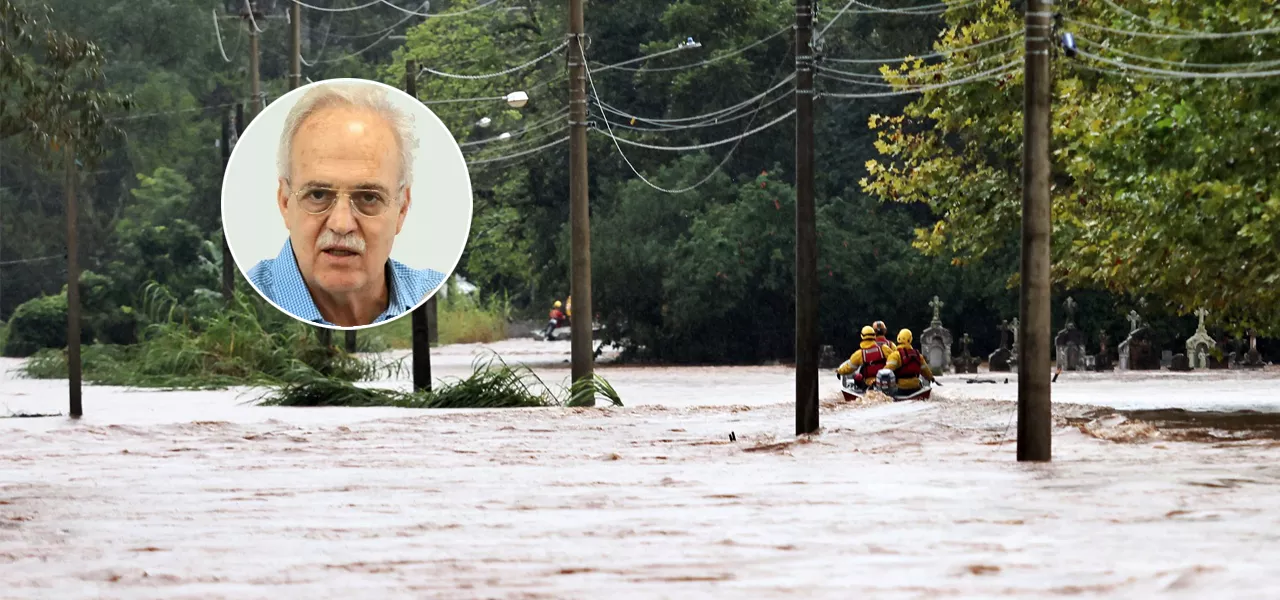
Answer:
[{"xmin": 288, "ymin": 184, "xmax": 401, "ymax": 217}]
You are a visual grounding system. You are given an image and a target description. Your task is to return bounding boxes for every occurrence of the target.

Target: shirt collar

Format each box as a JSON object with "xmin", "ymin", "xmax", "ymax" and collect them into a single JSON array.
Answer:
[{"xmin": 270, "ymin": 238, "xmax": 409, "ymax": 326}]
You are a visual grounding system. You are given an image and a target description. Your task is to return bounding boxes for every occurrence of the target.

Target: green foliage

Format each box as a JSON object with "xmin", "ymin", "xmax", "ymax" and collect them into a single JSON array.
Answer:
[
  {"xmin": 862, "ymin": 0, "xmax": 1280, "ymax": 333},
  {"xmin": 365, "ymin": 282, "xmax": 512, "ymax": 349},
  {"xmin": 257, "ymin": 352, "xmax": 623, "ymax": 409},
  {"xmin": 1, "ymin": 293, "xmax": 89, "ymax": 357},
  {"xmin": 20, "ymin": 285, "xmax": 399, "ymax": 389}
]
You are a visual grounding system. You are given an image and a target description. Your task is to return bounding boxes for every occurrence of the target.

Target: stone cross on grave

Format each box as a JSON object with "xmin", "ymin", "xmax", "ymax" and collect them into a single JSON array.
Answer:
[
  {"xmin": 1194, "ymin": 307, "xmax": 1209, "ymax": 333},
  {"xmin": 1063, "ymin": 297, "xmax": 1078, "ymax": 328},
  {"xmin": 961, "ymin": 333, "xmax": 972, "ymax": 356},
  {"xmin": 1185, "ymin": 307, "xmax": 1216, "ymax": 369},
  {"xmin": 1127, "ymin": 310, "xmax": 1143, "ymax": 334},
  {"xmin": 929, "ymin": 296, "xmax": 944, "ymax": 327}
]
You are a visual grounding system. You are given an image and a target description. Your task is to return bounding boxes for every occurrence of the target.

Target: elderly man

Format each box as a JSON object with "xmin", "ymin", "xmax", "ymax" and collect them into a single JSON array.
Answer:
[{"xmin": 247, "ymin": 81, "xmax": 445, "ymax": 327}]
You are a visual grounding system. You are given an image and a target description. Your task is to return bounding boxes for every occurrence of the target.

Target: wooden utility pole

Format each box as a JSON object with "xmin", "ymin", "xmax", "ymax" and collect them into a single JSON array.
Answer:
[
  {"xmin": 248, "ymin": 19, "xmax": 263, "ymax": 116},
  {"xmin": 406, "ymin": 59, "xmax": 432, "ymax": 392},
  {"xmin": 64, "ymin": 144, "xmax": 82, "ymax": 419},
  {"xmin": 344, "ymin": 330, "xmax": 357, "ymax": 352},
  {"xmin": 289, "ymin": 0, "xmax": 302, "ymax": 90},
  {"xmin": 1018, "ymin": 0, "xmax": 1053, "ymax": 461},
  {"xmin": 224, "ymin": 103, "xmax": 245, "ymax": 303},
  {"xmin": 794, "ymin": 0, "xmax": 819, "ymax": 435},
  {"xmin": 567, "ymin": 0, "xmax": 594, "ymax": 399}
]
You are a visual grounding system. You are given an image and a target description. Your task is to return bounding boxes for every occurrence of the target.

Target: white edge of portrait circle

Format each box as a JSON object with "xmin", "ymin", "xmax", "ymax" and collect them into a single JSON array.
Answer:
[{"xmin": 219, "ymin": 77, "xmax": 473, "ymax": 332}]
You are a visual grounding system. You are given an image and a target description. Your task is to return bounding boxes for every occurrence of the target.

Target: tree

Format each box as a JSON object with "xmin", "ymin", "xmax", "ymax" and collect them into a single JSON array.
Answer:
[{"xmin": 862, "ymin": 0, "xmax": 1280, "ymax": 332}]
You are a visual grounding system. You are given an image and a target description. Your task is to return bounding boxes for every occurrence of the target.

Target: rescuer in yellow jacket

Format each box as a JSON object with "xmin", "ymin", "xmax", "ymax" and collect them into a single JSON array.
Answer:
[
  {"xmin": 885, "ymin": 328, "xmax": 935, "ymax": 391},
  {"xmin": 836, "ymin": 326, "xmax": 890, "ymax": 389}
]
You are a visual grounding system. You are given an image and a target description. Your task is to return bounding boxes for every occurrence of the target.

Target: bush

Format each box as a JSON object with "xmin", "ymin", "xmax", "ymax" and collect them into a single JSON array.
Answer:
[{"xmin": 2, "ymin": 294, "xmax": 91, "ymax": 358}]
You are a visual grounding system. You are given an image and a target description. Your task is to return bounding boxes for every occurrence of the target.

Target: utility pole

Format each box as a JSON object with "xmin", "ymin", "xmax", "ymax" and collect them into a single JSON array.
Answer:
[
  {"xmin": 794, "ymin": 0, "xmax": 819, "ymax": 435},
  {"xmin": 1018, "ymin": 0, "xmax": 1053, "ymax": 461},
  {"xmin": 567, "ymin": 0, "xmax": 594, "ymax": 400},
  {"xmin": 248, "ymin": 17, "xmax": 262, "ymax": 116},
  {"xmin": 290, "ymin": 0, "xmax": 302, "ymax": 90},
  {"xmin": 64, "ymin": 143, "xmax": 82, "ymax": 419},
  {"xmin": 406, "ymin": 59, "xmax": 432, "ymax": 392},
  {"xmin": 221, "ymin": 109, "xmax": 235, "ymax": 304}
]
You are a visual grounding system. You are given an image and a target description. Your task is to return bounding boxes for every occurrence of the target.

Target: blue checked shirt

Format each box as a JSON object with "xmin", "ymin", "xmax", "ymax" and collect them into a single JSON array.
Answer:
[{"xmin": 247, "ymin": 238, "xmax": 445, "ymax": 326}]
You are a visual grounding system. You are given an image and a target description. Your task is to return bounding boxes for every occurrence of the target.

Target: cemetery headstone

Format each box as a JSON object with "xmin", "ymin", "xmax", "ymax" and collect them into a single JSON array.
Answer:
[
  {"xmin": 988, "ymin": 320, "xmax": 1012, "ymax": 372},
  {"xmin": 1184, "ymin": 307, "xmax": 1215, "ymax": 369},
  {"xmin": 1093, "ymin": 330, "xmax": 1115, "ymax": 371},
  {"xmin": 1242, "ymin": 330, "xmax": 1264, "ymax": 368},
  {"xmin": 1169, "ymin": 353, "xmax": 1191, "ymax": 372},
  {"xmin": 1118, "ymin": 310, "xmax": 1160, "ymax": 371},
  {"xmin": 1054, "ymin": 297, "xmax": 1087, "ymax": 371},
  {"xmin": 955, "ymin": 333, "xmax": 980, "ymax": 373},
  {"xmin": 920, "ymin": 296, "xmax": 953, "ymax": 374}
]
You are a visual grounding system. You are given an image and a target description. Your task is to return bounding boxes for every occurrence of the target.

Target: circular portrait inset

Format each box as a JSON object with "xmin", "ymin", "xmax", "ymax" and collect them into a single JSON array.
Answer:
[{"xmin": 222, "ymin": 78, "xmax": 472, "ymax": 330}]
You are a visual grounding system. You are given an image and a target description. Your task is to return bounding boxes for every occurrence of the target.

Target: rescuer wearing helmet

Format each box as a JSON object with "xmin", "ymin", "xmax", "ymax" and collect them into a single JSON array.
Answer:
[
  {"xmin": 885, "ymin": 328, "xmax": 935, "ymax": 392},
  {"xmin": 836, "ymin": 326, "xmax": 890, "ymax": 391},
  {"xmin": 543, "ymin": 299, "xmax": 569, "ymax": 340},
  {"xmin": 872, "ymin": 320, "xmax": 897, "ymax": 353}
]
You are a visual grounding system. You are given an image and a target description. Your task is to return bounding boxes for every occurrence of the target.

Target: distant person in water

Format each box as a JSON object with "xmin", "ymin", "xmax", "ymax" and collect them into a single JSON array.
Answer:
[{"xmin": 247, "ymin": 81, "xmax": 444, "ymax": 327}]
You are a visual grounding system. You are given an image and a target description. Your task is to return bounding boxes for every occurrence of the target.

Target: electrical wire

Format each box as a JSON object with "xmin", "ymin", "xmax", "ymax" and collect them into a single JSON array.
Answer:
[
  {"xmin": 1075, "ymin": 48, "xmax": 1280, "ymax": 79},
  {"xmin": 1065, "ymin": 17, "xmax": 1280, "ymax": 41},
  {"xmin": 0, "ymin": 255, "xmax": 63, "ymax": 267},
  {"xmin": 823, "ymin": 29, "xmax": 1023, "ymax": 64},
  {"xmin": 419, "ymin": 40, "xmax": 569, "ymax": 80},
  {"xmin": 106, "ymin": 101, "xmax": 245, "ymax": 122},
  {"xmin": 592, "ymin": 84, "xmax": 794, "ymax": 132},
  {"xmin": 288, "ymin": 0, "xmax": 383, "ymax": 12},
  {"xmin": 459, "ymin": 109, "xmax": 569, "ymax": 147},
  {"xmin": 464, "ymin": 126, "xmax": 569, "ymax": 156},
  {"xmin": 819, "ymin": 0, "xmax": 979, "ymax": 37},
  {"xmin": 820, "ymin": 60, "xmax": 1020, "ymax": 98},
  {"xmin": 593, "ymin": 73, "xmax": 796, "ymax": 125},
  {"xmin": 300, "ymin": 12, "xmax": 335, "ymax": 65},
  {"xmin": 820, "ymin": 47, "xmax": 1021, "ymax": 82},
  {"xmin": 376, "ymin": 0, "xmax": 503, "ymax": 17},
  {"xmin": 466, "ymin": 136, "xmax": 568, "ymax": 166},
  {"xmin": 1075, "ymin": 37, "xmax": 1280, "ymax": 70},
  {"xmin": 1098, "ymin": 0, "xmax": 1280, "ymax": 37},
  {"xmin": 592, "ymin": 25, "xmax": 791, "ymax": 74},
  {"xmin": 592, "ymin": 108, "xmax": 797, "ymax": 152},
  {"xmin": 301, "ymin": 5, "xmax": 418, "ymax": 65},
  {"xmin": 212, "ymin": 9, "xmax": 233, "ymax": 62},
  {"xmin": 584, "ymin": 40, "xmax": 797, "ymax": 193},
  {"xmin": 244, "ymin": 0, "xmax": 266, "ymax": 33}
]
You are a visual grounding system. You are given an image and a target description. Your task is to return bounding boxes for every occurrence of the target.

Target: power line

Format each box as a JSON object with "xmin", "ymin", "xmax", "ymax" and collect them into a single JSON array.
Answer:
[
  {"xmin": 300, "ymin": 3, "xmax": 424, "ymax": 66},
  {"xmin": 1075, "ymin": 37, "xmax": 1280, "ymax": 70},
  {"xmin": 0, "ymin": 255, "xmax": 63, "ymax": 267},
  {"xmin": 375, "ymin": 0, "xmax": 503, "ymax": 18},
  {"xmin": 591, "ymin": 26, "xmax": 791, "ymax": 74},
  {"xmin": 1097, "ymin": 0, "xmax": 1280, "ymax": 37},
  {"xmin": 1065, "ymin": 17, "xmax": 1280, "ymax": 41},
  {"xmin": 459, "ymin": 109, "xmax": 569, "ymax": 147},
  {"xmin": 819, "ymin": 60, "xmax": 1020, "ymax": 98},
  {"xmin": 466, "ymin": 136, "xmax": 568, "ymax": 166},
  {"xmin": 592, "ymin": 85, "xmax": 794, "ymax": 132},
  {"xmin": 823, "ymin": 29, "xmax": 1023, "ymax": 64},
  {"xmin": 287, "ymin": 0, "xmax": 383, "ymax": 12},
  {"xmin": 820, "ymin": 47, "xmax": 1021, "ymax": 83},
  {"xmin": 818, "ymin": 0, "xmax": 978, "ymax": 37},
  {"xmin": 591, "ymin": 108, "xmax": 797, "ymax": 152},
  {"xmin": 593, "ymin": 73, "xmax": 796, "ymax": 125},
  {"xmin": 419, "ymin": 40, "xmax": 569, "ymax": 80},
  {"xmin": 1075, "ymin": 48, "xmax": 1280, "ymax": 79},
  {"xmin": 212, "ymin": 9, "xmax": 233, "ymax": 62}
]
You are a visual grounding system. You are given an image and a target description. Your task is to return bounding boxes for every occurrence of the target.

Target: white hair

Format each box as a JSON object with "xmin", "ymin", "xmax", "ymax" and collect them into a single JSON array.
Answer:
[{"xmin": 277, "ymin": 81, "xmax": 418, "ymax": 189}]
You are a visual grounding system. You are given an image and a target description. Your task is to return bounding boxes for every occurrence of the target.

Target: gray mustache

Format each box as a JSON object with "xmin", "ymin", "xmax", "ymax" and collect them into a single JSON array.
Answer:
[{"xmin": 317, "ymin": 230, "xmax": 366, "ymax": 253}]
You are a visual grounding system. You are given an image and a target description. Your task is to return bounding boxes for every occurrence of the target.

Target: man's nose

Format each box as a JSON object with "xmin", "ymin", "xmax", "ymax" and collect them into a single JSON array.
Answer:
[{"xmin": 324, "ymin": 195, "xmax": 358, "ymax": 234}]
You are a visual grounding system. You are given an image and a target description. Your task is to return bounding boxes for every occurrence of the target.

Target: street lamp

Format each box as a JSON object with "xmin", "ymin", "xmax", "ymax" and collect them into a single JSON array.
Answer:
[
  {"xmin": 476, "ymin": 116, "xmax": 493, "ymax": 128},
  {"xmin": 505, "ymin": 91, "xmax": 530, "ymax": 109}
]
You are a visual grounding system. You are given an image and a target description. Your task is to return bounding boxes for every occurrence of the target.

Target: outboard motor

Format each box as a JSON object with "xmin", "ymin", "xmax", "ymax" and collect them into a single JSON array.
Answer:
[{"xmin": 876, "ymin": 370, "xmax": 898, "ymax": 396}]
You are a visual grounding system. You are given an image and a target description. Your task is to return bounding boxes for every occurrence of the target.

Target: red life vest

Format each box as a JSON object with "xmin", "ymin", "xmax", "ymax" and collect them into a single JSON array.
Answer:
[
  {"xmin": 859, "ymin": 345, "xmax": 887, "ymax": 378},
  {"xmin": 895, "ymin": 346, "xmax": 923, "ymax": 378}
]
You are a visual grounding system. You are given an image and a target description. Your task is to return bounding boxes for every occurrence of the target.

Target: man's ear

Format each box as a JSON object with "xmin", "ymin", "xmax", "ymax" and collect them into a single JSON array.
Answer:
[
  {"xmin": 277, "ymin": 178, "xmax": 290, "ymax": 226},
  {"xmin": 395, "ymin": 187, "xmax": 411, "ymax": 235}
]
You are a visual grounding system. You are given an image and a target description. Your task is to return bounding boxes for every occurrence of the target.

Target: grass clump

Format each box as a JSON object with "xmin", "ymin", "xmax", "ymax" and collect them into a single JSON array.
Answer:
[
  {"xmin": 20, "ymin": 284, "xmax": 401, "ymax": 389},
  {"xmin": 369, "ymin": 284, "xmax": 511, "ymax": 349},
  {"xmin": 258, "ymin": 352, "xmax": 622, "ymax": 409}
]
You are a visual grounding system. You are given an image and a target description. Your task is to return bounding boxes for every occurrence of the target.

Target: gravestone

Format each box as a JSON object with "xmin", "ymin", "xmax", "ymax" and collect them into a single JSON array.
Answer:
[
  {"xmin": 954, "ymin": 333, "xmax": 980, "ymax": 374},
  {"xmin": 819, "ymin": 344, "xmax": 839, "ymax": 369},
  {"xmin": 1169, "ymin": 353, "xmax": 1192, "ymax": 372},
  {"xmin": 1054, "ymin": 297, "xmax": 1087, "ymax": 371},
  {"xmin": 1092, "ymin": 330, "xmax": 1115, "ymax": 371},
  {"xmin": 1161, "ymin": 350, "xmax": 1174, "ymax": 369},
  {"xmin": 1208, "ymin": 334, "xmax": 1234, "ymax": 369},
  {"xmin": 988, "ymin": 320, "xmax": 1012, "ymax": 372},
  {"xmin": 1118, "ymin": 310, "xmax": 1160, "ymax": 371},
  {"xmin": 1009, "ymin": 317, "xmax": 1020, "ymax": 369},
  {"xmin": 1242, "ymin": 330, "xmax": 1265, "ymax": 368},
  {"xmin": 920, "ymin": 296, "xmax": 953, "ymax": 374},
  {"xmin": 1184, "ymin": 307, "xmax": 1215, "ymax": 369}
]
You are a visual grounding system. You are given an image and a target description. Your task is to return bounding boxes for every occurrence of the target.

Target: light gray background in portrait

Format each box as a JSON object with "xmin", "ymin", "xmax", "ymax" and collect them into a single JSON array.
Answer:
[{"xmin": 220, "ymin": 78, "xmax": 473, "ymax": 329}]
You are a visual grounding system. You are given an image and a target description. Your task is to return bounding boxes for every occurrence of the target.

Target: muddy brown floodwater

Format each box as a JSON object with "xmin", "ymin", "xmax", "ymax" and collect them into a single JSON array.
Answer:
[{"xmin": 2, "ymin": 340, "xmax": 1279, "ymax": 599}]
